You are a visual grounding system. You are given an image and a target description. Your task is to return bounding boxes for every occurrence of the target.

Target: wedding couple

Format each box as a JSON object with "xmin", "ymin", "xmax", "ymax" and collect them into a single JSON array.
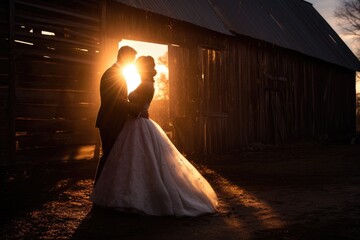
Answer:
[{"xmin": 91, "ymin": 46, "xmax": 218, "ymax": 217}]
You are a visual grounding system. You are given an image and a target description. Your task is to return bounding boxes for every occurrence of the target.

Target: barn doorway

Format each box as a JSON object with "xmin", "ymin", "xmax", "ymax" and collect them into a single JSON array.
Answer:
[{"xmin": 118, "ymin": 40, "xmax": 172, "ymax": 136}]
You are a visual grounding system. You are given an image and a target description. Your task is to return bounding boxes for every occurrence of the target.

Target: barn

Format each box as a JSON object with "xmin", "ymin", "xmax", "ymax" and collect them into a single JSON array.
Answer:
[{"xmin": 1, "ymin": 0, "xmax": 359, "ymax": 165}]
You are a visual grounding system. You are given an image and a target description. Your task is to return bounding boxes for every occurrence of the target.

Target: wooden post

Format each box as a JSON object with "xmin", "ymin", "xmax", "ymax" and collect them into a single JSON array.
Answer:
[
  {"xmin": 93, "ymin": 0, "xmax": 108, "ymax": 161},
  {"xmin": 8, "ymin": 0, "xmax": 16, "ymax": 164}
]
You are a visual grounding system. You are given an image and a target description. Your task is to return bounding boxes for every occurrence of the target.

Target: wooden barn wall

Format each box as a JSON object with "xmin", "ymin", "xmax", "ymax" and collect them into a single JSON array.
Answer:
[
  {"xmin": 6, "ymin": 0, "xmax": 101, "ymax": 163},
  {"xmin": 105, "ymin": 2, "xmax": 356, "ymax": 155},
  {"xmin": 226, "ymin": 38, "xmax": 356, "ymax": 150}
]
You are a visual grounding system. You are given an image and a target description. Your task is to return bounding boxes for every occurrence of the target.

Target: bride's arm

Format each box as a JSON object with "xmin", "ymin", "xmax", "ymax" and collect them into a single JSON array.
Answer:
[
  {"xmin": 128, "ymin": 90, "xmax": 139, "ymax": 103},
  {"xmin": 127, "ymin": 85, "xmax": 147, "ymax": 117}
]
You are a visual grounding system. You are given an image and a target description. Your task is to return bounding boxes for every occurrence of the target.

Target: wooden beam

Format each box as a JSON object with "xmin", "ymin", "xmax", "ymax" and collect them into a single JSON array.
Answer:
[
  {"xmin": 93, "ymin": 0, "xmax": 107, "ymax": 162},
  {"xmin": 15, "ymin": 0, "xmax": 100, "ymax": 23},
  {"xmin": 14, "ymin": 21, "xmax": 100, "ymax": 44},
  {"xmin": 9, "ymin": 0, "xmax": 16, "ymax": 164},
  {"xmin": 14, "ymin": 11, "xmax": 100, "ymax": 32}
]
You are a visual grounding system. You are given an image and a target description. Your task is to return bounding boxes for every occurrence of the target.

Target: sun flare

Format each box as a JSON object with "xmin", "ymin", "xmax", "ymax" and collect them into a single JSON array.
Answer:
[
  {"xmin": 156, "ymin": 64, "xmax": 168, "ymax": 78},
  {"xmin": 122, "ymin": 64, "xmax": 141, "ymax": 93},
  {"xmin": 122, "ymin": 63, "xmax": 169, "ymax": 99}
]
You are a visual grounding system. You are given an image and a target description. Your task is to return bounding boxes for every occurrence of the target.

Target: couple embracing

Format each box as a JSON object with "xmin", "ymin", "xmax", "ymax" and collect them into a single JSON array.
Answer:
[{"xmin": 91, "ymin": 46, "xmax": 218, "ymax": 217}]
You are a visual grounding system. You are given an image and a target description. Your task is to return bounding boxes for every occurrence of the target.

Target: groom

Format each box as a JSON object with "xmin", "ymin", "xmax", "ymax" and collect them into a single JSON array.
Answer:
[{"xmin": 94, "ymin": 46, "xmax": 141, "ymax": 184}]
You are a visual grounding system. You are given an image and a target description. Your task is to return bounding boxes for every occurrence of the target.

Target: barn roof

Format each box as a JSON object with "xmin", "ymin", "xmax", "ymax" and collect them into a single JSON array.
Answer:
[
  {"xmin": 114, "ymin": 0, "xmax": 360, "ymax": 71},
  {"xmin": 113, "ymin": 0, "xmax": 232, "ymax": 35}
]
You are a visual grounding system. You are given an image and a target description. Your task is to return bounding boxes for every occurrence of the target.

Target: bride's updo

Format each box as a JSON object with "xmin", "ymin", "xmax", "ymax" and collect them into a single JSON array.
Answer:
[{"xmin": 135, "ymin": 56, "xmax": 157, "ymax": 80}]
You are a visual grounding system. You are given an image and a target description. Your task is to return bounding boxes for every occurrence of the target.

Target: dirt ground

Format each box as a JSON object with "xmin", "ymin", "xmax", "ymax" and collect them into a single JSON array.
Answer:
[{"xmin": 1, "ymin": 142, "xmax": 360, "ymax": 240}]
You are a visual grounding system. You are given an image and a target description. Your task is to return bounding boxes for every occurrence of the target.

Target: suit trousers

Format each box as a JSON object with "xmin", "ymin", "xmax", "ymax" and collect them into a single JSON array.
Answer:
[{"xmin": 94, "ymin": 126, "xmax": 121, "ymax": 184}]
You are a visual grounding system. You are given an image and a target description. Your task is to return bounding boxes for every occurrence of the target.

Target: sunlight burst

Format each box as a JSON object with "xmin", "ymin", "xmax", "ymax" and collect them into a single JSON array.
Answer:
[
  {"xmin": 122, "ymin": 64, "xmax": 141, "ymax": 93},
  {"xmin": 155, "ymin": 64, "xmax": 169, "ymax": 78},
  {"xmin": 122, "ymin": 63, "xmax": 169, "ymax": 99}
]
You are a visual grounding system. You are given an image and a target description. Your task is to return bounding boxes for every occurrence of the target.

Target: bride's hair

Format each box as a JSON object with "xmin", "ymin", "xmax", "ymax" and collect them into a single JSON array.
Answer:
[{"xmin": 135, "ymin": 56, "xmax": 157, "ymax": 78}]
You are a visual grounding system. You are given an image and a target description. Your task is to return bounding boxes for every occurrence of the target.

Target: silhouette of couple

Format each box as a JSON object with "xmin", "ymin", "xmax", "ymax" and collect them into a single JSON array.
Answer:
[{"xmin": 91, "ymin": 46, "xmax": 218, "ymax": 217}]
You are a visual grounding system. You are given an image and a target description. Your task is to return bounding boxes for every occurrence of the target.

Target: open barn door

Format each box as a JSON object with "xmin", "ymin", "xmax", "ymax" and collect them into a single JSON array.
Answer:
[{"xmin": 168, "ymin": 45, "xmax": 196, "ymax": 155}]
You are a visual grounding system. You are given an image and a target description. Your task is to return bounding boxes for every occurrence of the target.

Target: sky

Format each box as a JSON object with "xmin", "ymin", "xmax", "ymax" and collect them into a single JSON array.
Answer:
[{"xmin": 306, "ymin": 0, "xmax": 356, "ymax": 52}]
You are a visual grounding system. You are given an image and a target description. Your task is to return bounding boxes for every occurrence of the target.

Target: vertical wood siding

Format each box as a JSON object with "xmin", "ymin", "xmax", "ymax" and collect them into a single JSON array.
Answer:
[
  {"xmin": 225, "ymin": 38, "xmax": 355, "ymax": 151},
  {"xmin": 9, "ymin": 0, "xmax": 101, "ymax": 162}
]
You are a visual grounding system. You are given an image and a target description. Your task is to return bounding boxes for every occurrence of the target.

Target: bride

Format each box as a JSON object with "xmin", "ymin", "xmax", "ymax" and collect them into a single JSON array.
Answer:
[{"xmin": 90, "ymin": 56, "xmax": 218, "ymax": 217}]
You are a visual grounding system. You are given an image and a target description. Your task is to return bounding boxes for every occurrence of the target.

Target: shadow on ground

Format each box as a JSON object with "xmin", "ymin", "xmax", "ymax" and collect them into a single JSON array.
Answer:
[{"xmin": 1, "ymin": 143, "xmax": 360, "ymax": 239}]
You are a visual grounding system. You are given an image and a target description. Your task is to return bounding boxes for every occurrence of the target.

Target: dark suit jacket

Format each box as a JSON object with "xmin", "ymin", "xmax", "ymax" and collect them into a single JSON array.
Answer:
[{"xmin": 96, "ymin": 63, "xmax": 128, "ymax": 134}]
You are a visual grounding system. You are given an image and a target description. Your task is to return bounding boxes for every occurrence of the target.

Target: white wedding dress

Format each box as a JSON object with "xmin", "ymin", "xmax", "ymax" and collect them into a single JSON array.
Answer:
[{"xmin": 90, "ymin": 115, "xmax": 218, "ymax": 217}]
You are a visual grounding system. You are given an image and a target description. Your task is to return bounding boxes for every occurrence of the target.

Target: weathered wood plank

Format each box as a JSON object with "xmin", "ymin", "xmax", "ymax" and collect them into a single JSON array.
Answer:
[
  {"xmin": 16, "ymin": 118, "xmax": 96, "ymax": 133},
  {"xmin": 15, "ymin": 60, "xmax": 98, "ymax": 90},
  {"xmin": 14, "ymin": 31, "xmax": 100, "ymax": 50},
  {"xmin": 17, "ymin": 130, "xmax": 98, "ymax": 148},
  {"xmin": 0, "ymin": 85, "xmax": 8, "ymax": 100},
  {"xmin": 16, "ymin": 74, "xmax": 95, "ymax": 90},
  {"xmin": 0, "ymin": 58, "xmax": 10, "ymax": 75},
  {"xmin": 0, "ymin": 43, "xmax": 9, "ymax": 55},
  {"xmin": 0, "ymin": 108, "xmax": 9, "ymax": 124},
  {"xmin": 0, "ymin": 127, "xmax": 9, "ymax": 147},
  {"xmin": 14, "ymin": 46, "xmax": 98, "ymax": 65},
  {"xmin": 16, "ymin": 59, "xmax": 89, "ymax": 75},
  {"xmin": 15, "ymin": 21, "xmax": 100, "ymax": 44},
  {"xmin": 14, "ymin": 9, "xmax": 100, "ymax": 32},
  {"xmin": 15, "ymin": 0, "xmax": 100, "ymax": 23},
  {"xmin": 16, "ymin": 88, "xmax": 96, "ymax": 105},
  {"xmin": 16, "ymin": 103, "xmax": 97, "ymax": 120},
  {"xmin": 0, "ymin": 151, "xmax": 10, "ymax": 166},
  {"xmin": 16, "ymin": 145, "xmax": 97, "ymax": 162},
  {"xmin": 0, "ymin": 22, "xmax": 9, "ymax": 35}
]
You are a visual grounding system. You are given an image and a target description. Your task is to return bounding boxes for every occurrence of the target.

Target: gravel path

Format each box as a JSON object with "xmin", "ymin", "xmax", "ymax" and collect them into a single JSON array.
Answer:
[{"xmin": 1, "ymin": 143, "xmax": 360, "ymax": 239}]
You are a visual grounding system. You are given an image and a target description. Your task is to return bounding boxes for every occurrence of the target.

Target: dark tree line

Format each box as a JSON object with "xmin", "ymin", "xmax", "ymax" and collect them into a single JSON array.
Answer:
[
  {"xmin": 335, "ymin": 0, "xmax": 360, "ymax": 55},
  {"xmin": 335, "ymin": 0, "xmax": 360, "ymax": 129}
]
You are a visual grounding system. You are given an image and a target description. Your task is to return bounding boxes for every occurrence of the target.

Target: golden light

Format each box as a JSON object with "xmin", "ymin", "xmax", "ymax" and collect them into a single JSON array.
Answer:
[
  {"xmin": 122, "ymin": 63, "xmax": 169, "ymax": 99},
  {"xmin": 154, "ymin": 64, "xmax": 169, "ymax": 100},
  {"xmin": 122, "ymin": 64, "xmax": 141, "ymax": 93},
  {"xmin": 199, "ymin": 165, "xmax": 286, "ymax": 232},
  {"xmin": 155, "ymin": 64, "xmax": 169, "ymax": 78},
  {"xmin": 119, "ymin": 39, "xmax": 169, "ymax": 97}
]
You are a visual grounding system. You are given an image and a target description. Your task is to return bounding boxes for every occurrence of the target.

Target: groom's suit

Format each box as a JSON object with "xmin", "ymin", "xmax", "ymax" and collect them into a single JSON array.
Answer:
[{"xmin": 95, "ymin": 63, "xmax": 129, "ymax": 184}]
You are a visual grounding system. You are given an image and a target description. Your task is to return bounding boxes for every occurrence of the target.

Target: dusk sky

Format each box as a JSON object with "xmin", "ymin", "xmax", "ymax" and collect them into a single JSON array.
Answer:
[{"xmin": 306, "ymin": 0, "xmax": 356, "ymax": 51}]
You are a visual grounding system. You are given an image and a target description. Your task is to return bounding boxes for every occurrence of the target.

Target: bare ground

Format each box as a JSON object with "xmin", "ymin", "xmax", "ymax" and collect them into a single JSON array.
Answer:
[{"xmin": 1, "ymin": 143, "xmax": 360, "ymax": 240}]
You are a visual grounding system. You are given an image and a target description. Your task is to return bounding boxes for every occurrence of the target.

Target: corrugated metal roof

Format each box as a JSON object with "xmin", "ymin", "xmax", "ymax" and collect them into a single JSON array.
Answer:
[
  {"xmin": 113, "ymin": 0, "xmax": 232, "ymax": 35},
  {"xmin": 114, "ymin": 0, "xmax": 360, "ymax": 71},
  {"xmin": 209, "ymin": 0, "xmax": 360, "ymax": 71}
]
